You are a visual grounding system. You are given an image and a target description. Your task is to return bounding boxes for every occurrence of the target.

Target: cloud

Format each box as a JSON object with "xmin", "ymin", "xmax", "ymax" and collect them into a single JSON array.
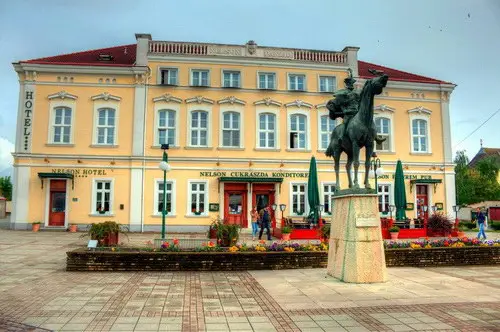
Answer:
[{"xmin": 0, "ymin": 137, "xmax": 14, "ymax": 173}]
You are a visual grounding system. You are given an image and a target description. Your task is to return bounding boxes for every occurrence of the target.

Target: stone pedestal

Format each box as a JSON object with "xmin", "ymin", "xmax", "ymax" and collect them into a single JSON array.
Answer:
[{"xmin": 327, "ymin": 194, "xmax": 387, "ymax": 283}]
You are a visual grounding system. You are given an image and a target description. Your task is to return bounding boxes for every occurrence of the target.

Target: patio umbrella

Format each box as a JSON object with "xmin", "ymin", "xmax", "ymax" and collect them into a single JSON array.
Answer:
[
  {"xmin": 307, "ymin": 156, "xmax": 320, "ymax": 225},
  {"xmin": 394, "ymin": 159, "xmax": 407, "ymax": 220}
]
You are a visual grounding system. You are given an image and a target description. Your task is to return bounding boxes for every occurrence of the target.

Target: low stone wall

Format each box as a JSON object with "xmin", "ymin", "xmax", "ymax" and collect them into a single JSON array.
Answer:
[
  {"xmin": 66, "ymin": 250, "xmax": 328, "ymax": 271},
  {"xmin": 385, "ymin": 247, "xmax": 500, "ymax": 267}
]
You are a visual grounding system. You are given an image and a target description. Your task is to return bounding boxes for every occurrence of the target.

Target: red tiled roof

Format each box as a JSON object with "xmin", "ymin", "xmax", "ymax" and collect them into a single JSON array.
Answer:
[
  {"xmin": 20, "ymin": 44, "xmax": 137, "ymax": 67},
  {"xmin": 358, "ymin": 60, "xmax": 451, "ymax": 84}
]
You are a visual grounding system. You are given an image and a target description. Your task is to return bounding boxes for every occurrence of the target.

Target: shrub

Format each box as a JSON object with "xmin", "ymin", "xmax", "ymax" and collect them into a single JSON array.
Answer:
[
  {"xmin": 459, "ymin": 221, "xmax": 476, "ymax": 230},
  {"xmin": 214, "ymin": 221, "xmax": 240, "ymax": 247},
  {"xmin": 281, "ymin": 226, "xmax": 293, "ymax": 234},
  {"xmin": 80, "ymin": 221, "xmax": 128, "ymax": 246},
  {"xmin": 319, "ymin": 224, "xmax": 331, "ymax": 239},
  {"xmin": 489, "ymin": 221, "xmax": 500, "ymax": 231},
  {"xmin": 427, "ymin": 212, "xmax": 453, "ymax": 234},
  {"xmin": 389, "ymin": 226, "xmax": 400, "ymax": 233}
]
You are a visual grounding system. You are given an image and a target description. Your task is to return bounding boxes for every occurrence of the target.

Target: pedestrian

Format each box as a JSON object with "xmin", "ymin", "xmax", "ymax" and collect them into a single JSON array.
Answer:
[
  {"xmin": 259, "ymin": 205, "xmax": 272, "ymax": 241},
  {"xmin": 250, "ymin": 206, "xmax": 259, "ymax": 241},
  {"xmin": 476, "ymin": 208, "xmax": 487, "ymax": 240}
]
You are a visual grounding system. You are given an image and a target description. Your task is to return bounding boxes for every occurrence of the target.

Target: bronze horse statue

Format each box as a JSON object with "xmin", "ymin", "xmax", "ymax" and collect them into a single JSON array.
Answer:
[{"xmin": 325, "ymin": 74, "xmax": 389, "ymax": 190}]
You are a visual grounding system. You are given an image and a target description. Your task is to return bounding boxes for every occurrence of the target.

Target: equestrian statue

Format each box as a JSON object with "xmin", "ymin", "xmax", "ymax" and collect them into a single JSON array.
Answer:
[{"xmin": 325, "ymin": 68, "xmax": 389, "ymax": 191}]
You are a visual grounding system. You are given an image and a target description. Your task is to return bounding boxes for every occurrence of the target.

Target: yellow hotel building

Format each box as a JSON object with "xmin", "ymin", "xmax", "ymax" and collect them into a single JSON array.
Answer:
[{"xmin": 10, "ymin": 33, "xmax": 456, "ymax": 231}]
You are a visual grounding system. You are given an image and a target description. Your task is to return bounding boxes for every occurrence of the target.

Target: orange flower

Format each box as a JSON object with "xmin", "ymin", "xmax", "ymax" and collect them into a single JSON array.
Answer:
[{"xmin": 259, "ymin": 240, "xmax": 266, "ymax": 244}]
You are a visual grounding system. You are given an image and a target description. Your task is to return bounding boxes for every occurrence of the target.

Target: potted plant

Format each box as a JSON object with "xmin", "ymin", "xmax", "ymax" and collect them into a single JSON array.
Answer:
[
  {"xmin": 215, "ymin": 221, "xmax": 240, "ymax": 247},
  {"xmin": 319, "ymin": 223, "xmax": 331, "ymax": 241},
  {"xmin": 207, "ymin": 218, "xmax": 222, "ymax": 239},
  {"xmin": 389, "ymin": 226, "xmax": 400, "ymax": 240},
  {"xmin": 68, "ymin": 224, "xmax": 78, "ymax": 232},
  {"xmin": 80, "ymin": 221, "xmax": 128, "ymax": 246},
  {"xmin": 427, "ymin": 212, "xmax": 453, "ymax": 237},
  {"xmin": 32, "ymin": 221, "xmax": 42, "ymax": 232},
  {"xmin": 281, "ymin": 226, "xmax": 293, "ymax": 241}
]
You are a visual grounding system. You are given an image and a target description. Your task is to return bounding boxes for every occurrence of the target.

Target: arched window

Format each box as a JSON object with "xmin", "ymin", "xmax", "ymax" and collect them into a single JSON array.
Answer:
[
  {"xmin": 258, "ymin": 113, "xmax": 276, "ymax": 148},
  {"xmin": 222, "ymin": 111, "xmax": 240, "ymax": 147},
  {"xmin": 320, "ymin": 115, "xmax": 335, "ymax": 150},
  {"xmin": 190, "ymin": 111, "xmax": 208, "ymax": 146},
  {"xmin": 289, "ymin": 114, "xmax": 307, "ymax": 149},
  {"xmin": 375, "ymin": 117, "xmax": 391, "ymax": 151},
  {"xmin": 52, "ymin": 107, "xmax": 72, "ymax": 144},
  {"xmin": 158, "ymin": 110, "xmax": 176, "ymax": 146},
  {"xmin": 96, "ymin": 108, "xmax": 116, "ymax": 145},
  {"xmin": 412, "ymin": 119, "xmax": 428, "ymax": 152}
]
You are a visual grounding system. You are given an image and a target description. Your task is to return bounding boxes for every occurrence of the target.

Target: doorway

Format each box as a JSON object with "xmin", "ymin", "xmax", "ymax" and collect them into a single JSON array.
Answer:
[
  {"xmin": 48, "ymin": 180, "xmax": 67, "ymax": 226},
  {"xmin": 223, "ymin": 183, "xmax": 247, "ymax": 227},
  {"xmin": 416, "ymin": 184, "xmax": 428, "ymax": 221},
  {"xmin": 252, "ymin": 183, "xmax": 276, "ymax": 225}
]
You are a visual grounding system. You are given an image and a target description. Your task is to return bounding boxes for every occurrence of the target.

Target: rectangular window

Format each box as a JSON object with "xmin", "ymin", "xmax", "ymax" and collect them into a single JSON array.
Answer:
[
  {"xmin": 190, "ymin": 111, "xmax": 208, "ymax": 147},
  {"xmin": 290, "ymin": 114, "xmax": 306, "ymax": 149},
  {"xmin": 96, "ymin": 108, "xmax": 116, "ymax": 145},
  {"xmin": 191, "ymin": 70, "xmax": 209, "ymax": 87},
  {"xmin": 94, "ymin": 180, "xmax": 112, "ymax": 214},
  {"xmin": 158, "ymin": 110, "xmax": 176, "ymax": 146},
  {"xmin": 189, "ymin": 182, "xmax": 207, "ymax": 215},
  {"xmin": 412, "ymin": 119, "xmax": 428, "ymax": 152},
  {"xmin": 53, "ymin": 107, "xmax": 72, "ymax": 143},
  {"xmin": 258, "ymin": 72, "xmax": 276, "ymax": 89},
  {"xmin": 160, "ymin": 68, "xmax": 178, "ymax": 85},
  {"xmin": 222, "ymin": 112, "xmax": 240, "ymax": 147},
  {"xmin": 155, "ymin": 180, "xmax": 173, "ymax": 215},
  {"xmin": 319, "ymin": 76, "xmax": 336, "ymax": 92},
  {"xmin": 375, "ymin": 117, "xmax": 391, "ymax": 151},
  {"xmin": 320, "ymin": 115, "xmax": 335, "ymax": 150},
  {"xmin": 291, "ymin": 184, "xmax": 307, "ymax": 215},
  {"xmin": 223, "ymin": 71, "xmax": 240, "ymax": 88},
  {"xmin": 323, "ymin": 184, "xmax": 336, "ymax": 214},
  {"xmin": 288, "ymin": 74, "xmax": 305, "ymax": 91},
  {"xmin": 378, "ymin": 184, "xmax": 390, "ymax": 213},
  {"xmin": 258, "ymin": 113, "xmax": 276, "ymax": 148}
]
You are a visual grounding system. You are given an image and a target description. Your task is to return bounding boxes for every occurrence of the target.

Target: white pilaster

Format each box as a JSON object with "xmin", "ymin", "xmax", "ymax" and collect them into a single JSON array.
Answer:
[
  {"xmin": 135, "ymin": 33, "xmax": 151, "ymax": 67},
  {"xmin": 132, "ymin": 85, "xmax": 146, "ymax": 156},
  {"xmin": 129, "ymin": 168, "xmax": 143, "ymax": 231},
  {"xmin": 440, "ymin": 97, "xmax": 453, "ymax": 163},
  {"xmin": 11, "ymin": 166, "xmax": 30, "ymax": 229},
  {"xmin": 444, "ymin": 173, "xmax": 456, "ymax": 216}
]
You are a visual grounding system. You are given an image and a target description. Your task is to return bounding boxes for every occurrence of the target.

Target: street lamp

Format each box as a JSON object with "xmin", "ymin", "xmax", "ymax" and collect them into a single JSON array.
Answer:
[
  {"xmin": 158, "ymin": 144, "xmax": 171, "ymax": 240},
  {"xmin": 389, "ymin": 205, "xmax": 395, "ymax": 220},
  {"xmin": 279, "ymin": 204, "xmax": 286, "ymax": 224},
  {"xmin": 317, "ymin": 204, "xmax": 324, "ymax": 225},
  {"xmin": 370, "ymin": 152, "xmax": 384, "ymax": 192},
  {"xmin": 453, "ymin": 205, "xmax": 460, "ymax": 233},
  {"xmin": 431, "ymin": 205, "xmax": 437, "ymax": 214},
  {"xmin": 422, "ymin": 205, "xmax": 428, "ymax": 232},
  {"xmin": 271, "ymin": 203, "xmax": 277, "ymax": 211}
]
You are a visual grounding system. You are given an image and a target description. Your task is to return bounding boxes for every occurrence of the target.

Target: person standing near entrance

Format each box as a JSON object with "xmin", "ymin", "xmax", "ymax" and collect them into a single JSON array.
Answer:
[
  {"xmin": 250, "ymin": 206, "xmax": 259, "ymax": 241},
  {"xmin": 259, "ymin": 205, "xmax": 272, "ymax": 241},
  {"xmin": 477, "ymin": 208, "xmax": 487, "ymax": 240}
]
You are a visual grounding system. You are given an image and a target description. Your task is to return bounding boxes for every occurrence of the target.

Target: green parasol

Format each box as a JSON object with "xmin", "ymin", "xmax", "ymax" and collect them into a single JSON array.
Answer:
[
  {"xmin": 307, "ymin": 156, "xmax": 320, "ymax": 224},
  {"xmin": 394, "ymin": 159, "xmax": 407, "ymax": 220}
]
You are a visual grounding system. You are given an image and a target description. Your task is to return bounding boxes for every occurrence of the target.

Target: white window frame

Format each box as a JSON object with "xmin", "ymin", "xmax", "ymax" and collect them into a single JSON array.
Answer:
[
  {"xmin": 159, "ymin": 67, "xmax": 178, "ymax": 85},
  {"xmin": 257, "ymin": 113, "xmax": 277, "ymax": 149},
  {"xmin": 321, "ymin": 182, "xmax": 336, "ymax": 215},
  {"xmin": 153, "ymin": 179, "xmax": 176, "ymax": 216},
  {"xmin": 153, "ymin": 102, "xmax": 180, "ymax": 147},
  {"xmin": 289, "ymin": 182, "xmax": 308, "ymax": 216},
  {"xmin": 408, "ymin": 109, "xmax": 432, "ymax": 154},
  {"xmin": 288, "ymin": 73, "xmax": 306, "ymax": 91},
  {"xmin": 219, "ymin": 108, "xmax": 243, "ymax": 148},
  {"xmin": 374, "ymin": 116, "xmax": 391, "ymax": 152},
  {"xmin": 222, "ymin": 70, "xmax": 241, "ymax": 88},
  {"xmin": 190, "ymin": 69, "xmax": 210, "ymax": 87},
  {"xmin": 377, "ymin": 183, "xmax": 392, "ymax": 215},
  {"xmin": 187, "ymin": 180, "xmax": 209, "ymax": 217},
  {"xmin": 156, "ymin": 109, "xmax": 177, "ymax": 147},
  {"xmin": 317, "ymin": 112, "xmax": 336, "ymax": 151},
  {"xmin": 318, "ymin": 75, "xmax": 336, "ymax": 93},
  {"xmin": 287, "ymin": 109, "xmax": 310, "ymax": 150},
  {"xmin": 48, "ymin": 100, "xmax": 76, "ymax": 144},
  {"xmin": 257, "ymin": 72, "xmax": 277, "ymax": 90},
  {"xmin": 91, "ymin": 178, "xmax": 114, "ymax": 215},
  {"xmin": 255, "ymin": 108, "xmax": 280, "ymax": 150},
  {"xmin": 92, "ymin": 101, "xmax": 119, "ymax": 146},
  {"xmin": 188, "ymin": 107, "xmax": 212, "ymax": 148}
]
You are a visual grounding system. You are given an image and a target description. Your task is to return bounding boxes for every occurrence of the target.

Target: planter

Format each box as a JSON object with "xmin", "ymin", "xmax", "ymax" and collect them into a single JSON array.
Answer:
[
  {"xmin": 209, "ymin": 228, "xmax": 217, "ymax": 239},
  {"xmin": 281, "ymin": 233, "xmax": 291, "ymax": 241},
  {"xmin": 390, "ymin": 232, "xmax": 399, "ymax": 240},
  {"xmin": 68, "ymin": 225, "xmax": 78, "ymax": 233},
  {"xmin": 95, "ymin": 232, "xmax": 119, "ymax": 246},
  {"xmin": 32, "ymin": 223, "xmax": 41, "ymax": 232}
]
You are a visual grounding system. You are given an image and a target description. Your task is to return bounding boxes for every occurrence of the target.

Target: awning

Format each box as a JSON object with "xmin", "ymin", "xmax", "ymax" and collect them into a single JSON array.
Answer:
[
  {"xmin": 219, "ymin": 177, "xmax": 283, "ymax": 183},
  {"xmin": 38, "ymin": 172, "xmax": 74, "ymax": 189},
  {"xmin": 410, "ymin": 179, "xmax": 442, "ymax": 193}
]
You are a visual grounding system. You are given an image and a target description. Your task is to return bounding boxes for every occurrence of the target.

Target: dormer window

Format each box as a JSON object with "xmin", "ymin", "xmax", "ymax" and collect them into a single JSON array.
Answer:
[{"xmin": 98, "ymin": 54, "xmax": 114, "ymax": 61}]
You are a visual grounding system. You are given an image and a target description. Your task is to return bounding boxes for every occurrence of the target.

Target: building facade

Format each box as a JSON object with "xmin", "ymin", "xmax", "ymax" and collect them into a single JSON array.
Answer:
[{"xmin": 11, "ymin": 33, "xmax": 456, "ymax": 231}]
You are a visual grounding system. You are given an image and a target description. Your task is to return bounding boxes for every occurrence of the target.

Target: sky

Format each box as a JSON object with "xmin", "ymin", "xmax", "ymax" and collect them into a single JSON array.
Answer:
[{"xmin": 0, "ymin": 0, "xmax": 499, "ymax": 175}]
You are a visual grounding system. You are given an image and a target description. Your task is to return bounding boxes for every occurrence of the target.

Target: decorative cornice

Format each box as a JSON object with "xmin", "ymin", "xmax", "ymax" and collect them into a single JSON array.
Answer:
[
  {"xmin": 218, "ymin": 96, "xmax": 246, "ymax": 105},
  {"xmin": 153, "ymin": 93, "xmax": 183, "ymax": 103},
  {"xmin": 91, "ymin": 92, "xmax": 121, "ymax": 101},
  {"xmin": 407, "ymin": 106, "xmax": 432, "ymax": 115},
  {"xmin": 185, "ymin": 96, "xmax": 215, "ymax": 104},
  {"xmin": 285, "ymin": 100, "xmax": 313, "ymax": 109},
  {"xmin": 253, "ymin": 97, "xmax": 282, "ymax": 107},
  {"xmin": 373, "ymin": 104, "xmax": 395, "ymax": 113},
  {"xmin": 315, "ymin": 103, "xmax": 327, "ymax": 109},
  {"xmin": 47, "ymin": 90, "xmax": 78, "ymax": 100}
]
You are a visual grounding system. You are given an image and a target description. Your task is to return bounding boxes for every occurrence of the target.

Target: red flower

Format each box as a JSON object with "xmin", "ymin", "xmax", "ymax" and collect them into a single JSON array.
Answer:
[
  {"xmin": 444, "ymin": 241, "xmax": 449, "ymax": 247},
  {"xmin": 173, "ymin": 238, "xmax": 179, "ymax": 245}
]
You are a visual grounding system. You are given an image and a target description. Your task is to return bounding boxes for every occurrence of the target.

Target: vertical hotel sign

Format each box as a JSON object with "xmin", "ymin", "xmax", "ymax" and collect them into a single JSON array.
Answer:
[{"xmin": 22, "ymin": 86, "xmax": 34, "ymax": 151}]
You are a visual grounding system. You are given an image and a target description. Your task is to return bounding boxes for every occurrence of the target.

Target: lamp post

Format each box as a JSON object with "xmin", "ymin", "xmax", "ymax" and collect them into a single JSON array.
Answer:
[
  {"xmin": 389, "ymin": 205, "xmax": 395, "ymax": 221},
  {"xmin": 158, "ymin": 144, "xmax": 171, "ymax": 240},
  {"xmin": 279, "ymin": 204, "xmax": 286, "ymax": 225},
  {"xmin": 271, "ymin": 203, "xmax": 278, "ymax": 235},
  {"xmin": 431, "ymin": 205, "xmax": 437, "ymax": 214},
  {"xmin": 452, "ymin": 205, "xmax": 460, "ymax": 234},
  {"xmin": 317, "ymin": 204, "xmax": 324, "ymax": 226},
  {"xmin": 423, "ymin": 205, "xmax": 428, "ymax": 234},
  {"xmin": 369, "ymin": 152, "xmax": 384, "ymax": 192}
]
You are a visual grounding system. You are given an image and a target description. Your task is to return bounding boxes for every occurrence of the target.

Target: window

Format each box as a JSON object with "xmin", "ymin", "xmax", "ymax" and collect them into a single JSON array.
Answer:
[
  {"xmin": 191, "ymin": 70, "xmax": 209, "ymax": 86},
  {"xmin": 323, "ymin": 184, "xmax": 336, "ymax": 214},
  {"xmin": 291, "ymin": 183, "xmax": 307, "ymax": 215},
  {"xmin": 258, "ymin": 113, "xmax": 276, "ymax": 148},
  {"xmin": 222, "ymin": 112, "xmax": 240, "ymax": 147},
  {"xmin": 288, "ymin": 74, "xmax": 305, "ymax": 91},
  {"xmin": 289, "ymin": 114, "xmax": 306, "ymax": 149},
  {"xmin": 375, "ymin": 117, "xmax": 391, "ymax": 151},
  {"xmin": 319, "ymin": 115, "xmax": 335, "ymax": 150},
  {"xmin": 160, "ymin": 68, "xmax": 178, "ymax": 85},
  {"xmin": 190, "ymin": 111, "xmax": 208, "ymax": 146},
  {"xmin": 52, "ymin": 107, "xmax": 72, "ymax": 143},
  {"xmin": 378, "ymin": 184, "xmax": 391, "ymax": 213},
  {"xmin": 96, "ymin": 108, "xmax": 116, "ymax": 145},
  {"xmin": 155, "ymin": 180, "xmax": 174, "ymax": 215},
  {"xmin": 223, "ymin": 71, "xmax": 240, "ymax": 88},
  {"xmin": 188, "ymin": 181, "xmax": 208, "ymax": 215},
  {"xmin": 319, "ymin": 76, "xmax": 336, "ymax": 93},
  {"xmin": 412, "ymin": 119, "xmax": 428, "ymax": 152},
  {"xmin": 93, "ymin": 180, "xmax": 113, "ymax": 214},
  {"xmin": 158, "ymin": 110, "xmax": 176, "ymax": 146},
  {"xmin": 259, "ymin": 73, "xmax": 276, "ymax": 89}
]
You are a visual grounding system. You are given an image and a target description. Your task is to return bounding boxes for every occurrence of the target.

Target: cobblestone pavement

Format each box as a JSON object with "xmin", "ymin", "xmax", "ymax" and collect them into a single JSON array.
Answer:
[{"xmin": 1, "ymin": 230, "xmax": 500, "ymax": 331}]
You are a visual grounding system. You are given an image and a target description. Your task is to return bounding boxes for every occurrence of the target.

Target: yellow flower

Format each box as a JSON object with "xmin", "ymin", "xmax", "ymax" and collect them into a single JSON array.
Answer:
[
  {"xmin": 425, "ymin": 244, "xmax": 432, "ymax": 249},
  {"xmin": 229, "ymin": 246, "xmax": 239, "ymax": 252},
  {"xmin": 111, "ymin": 247, "xmax": 116, "ymax": 252}
]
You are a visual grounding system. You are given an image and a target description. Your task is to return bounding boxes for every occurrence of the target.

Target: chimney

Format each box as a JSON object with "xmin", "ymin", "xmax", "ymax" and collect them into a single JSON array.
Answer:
[
  {"xmin": 135, "ymin": 33, "xmax": 152, "ymax": 67},
  {"xmin": 342, "ymin": 46, "xmax": 360, "ymax": 78}
]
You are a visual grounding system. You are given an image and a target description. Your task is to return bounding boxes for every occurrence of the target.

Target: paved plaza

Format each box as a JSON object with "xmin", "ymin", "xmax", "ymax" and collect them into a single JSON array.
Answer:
[{"xmin": 1, "ymin": 229, "xmax": 500, "ymax": 331}]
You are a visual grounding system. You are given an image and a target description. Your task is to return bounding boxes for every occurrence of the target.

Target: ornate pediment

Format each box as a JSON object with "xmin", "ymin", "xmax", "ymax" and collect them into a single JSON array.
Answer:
[
  {"xmin": 285, "ymin": 100, "xmax": 313, "ymax": 109},
  {"xmin": 185, "ymin": 96, "xmax": 214, "ymax": 105},
  {"xmin": 374, "ymin": 104, "xmax": 395, "ymax": 113},
  {"xmin": 218, "ymin": 96, "xmax": 246, "ymax": 105},
  {"xmin": 153, "ymin": 93, "xmax": 182, "ymax": 103},
  {"xmin": 315, "ymin": 103, "xmax": 328, "ymax": 109},
  {"xmin": 407, "ymin": 106, "xmax": 432, "ymax": 115},
  {"xmin": 91, "ymin": 92, "xmax": 121, "ymax": 101},
  {"xmin": 253, "ymin": 97, "xmax": 282, "ymax": 107},
  {"xmin": 47, "ymin": 91, "xmax": 78, "ymax": 100}
]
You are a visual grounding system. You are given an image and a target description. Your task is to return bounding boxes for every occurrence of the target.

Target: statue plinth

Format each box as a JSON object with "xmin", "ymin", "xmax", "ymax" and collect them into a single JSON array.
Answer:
[{"xmin": 327, "ymin": 193, "xmax": 387, "ymax": 283}]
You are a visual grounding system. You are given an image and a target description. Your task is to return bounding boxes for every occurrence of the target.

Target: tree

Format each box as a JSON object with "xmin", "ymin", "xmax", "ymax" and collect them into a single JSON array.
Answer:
[{"xmin": 0, "ymin": 176, "xmax": 12, "ymax": 201}]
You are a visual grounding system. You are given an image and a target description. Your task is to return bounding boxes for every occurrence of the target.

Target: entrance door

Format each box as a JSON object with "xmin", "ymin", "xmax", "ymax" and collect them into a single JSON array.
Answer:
[
  {"xmin": 49, "ymin": 180, "xmax": 66, "ymax": 226},
  {"xmin": 252, "ymin": 184, "xmax": 276, "ymax": 227},
  {"xmin": 224, "ymin": 183, "xmax": 247, "ymax": 227},
  {"xmin": 416, "ymin": 184, "xmax": 428, "ymax": 221}
]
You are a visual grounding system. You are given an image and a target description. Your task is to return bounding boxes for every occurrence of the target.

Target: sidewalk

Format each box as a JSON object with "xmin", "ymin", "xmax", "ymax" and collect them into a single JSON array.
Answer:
[{"xmin": 0, "ymin": 229, "xmax": 499, "ymax": 331}]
